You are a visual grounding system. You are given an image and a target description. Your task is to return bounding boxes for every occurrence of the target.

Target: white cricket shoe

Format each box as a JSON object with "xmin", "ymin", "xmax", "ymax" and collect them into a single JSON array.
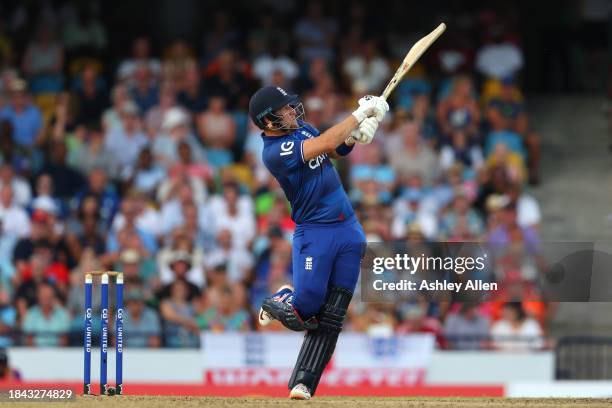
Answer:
[
  {"xmin": 258, "ymin": 285, "xmax": 294, "ymax": 326},
  {"xmin": 289, "ymin": 383, "xmax": 311, "ymax": 400}
]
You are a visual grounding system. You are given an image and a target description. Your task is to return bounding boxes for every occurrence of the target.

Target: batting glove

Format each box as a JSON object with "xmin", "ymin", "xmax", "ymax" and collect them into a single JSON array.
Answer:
[
  {"xmin": 349, "ymin": 117, "xmax": 379, "ymax": 145},
  {"xmin": 358, "ymin": 95, "xmax": 389, "ymax": 121}
]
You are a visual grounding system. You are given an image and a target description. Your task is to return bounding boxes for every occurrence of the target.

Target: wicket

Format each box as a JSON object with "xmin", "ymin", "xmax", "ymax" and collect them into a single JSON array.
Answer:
[{"xmin": 83, "ymin": 271, "xmax": 124, "ymax": 396}]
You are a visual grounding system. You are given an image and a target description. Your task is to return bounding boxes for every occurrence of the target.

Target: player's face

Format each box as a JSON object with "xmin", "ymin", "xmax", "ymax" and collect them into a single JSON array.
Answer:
[{"xmin": 274, "ymin": 104, "xmax": 299, "ymax": 129}]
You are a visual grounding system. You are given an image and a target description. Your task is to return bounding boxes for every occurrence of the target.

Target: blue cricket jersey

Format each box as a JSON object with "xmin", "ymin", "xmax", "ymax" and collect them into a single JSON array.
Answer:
[{"xmin": 261, "ymin": 122, "xmax": 355, "ymax": 225}]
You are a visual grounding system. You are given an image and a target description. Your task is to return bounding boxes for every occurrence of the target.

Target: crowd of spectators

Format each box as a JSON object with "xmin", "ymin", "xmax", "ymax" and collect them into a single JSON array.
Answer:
[{"xmin": 0, "ymin": 1, "xmax": 550, "ymax": 350}]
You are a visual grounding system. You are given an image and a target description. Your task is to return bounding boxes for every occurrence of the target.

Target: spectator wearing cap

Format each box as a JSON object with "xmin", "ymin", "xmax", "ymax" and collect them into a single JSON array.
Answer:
[
  {"xmin": 23, "ymin": 282, "xmax": 70, "ymax": 346},
  {"xmin": 152, "ymin": 107, "xmax": 206, "ymax": 169},
  {"xmin": 0, "ymin": 162, "xmax": 31, "ymax": 207},
  {"xmin": 160, "ymin": 250, "xmax": 205, "ymax": 291},
  {"xmin": 0, "ymin": 79, "xmax": 44, "ymax": 148},
  {"xmin": 104, "ymin": 100, "xmax": 148, "ymax": 173},
  {"xmin": 196, "ymin": 95, "xmax": 236, "ymax": 169},
  {"xmin": 0, "ymin": 184, "xmax": 30, "ymax": 239},
  {"xmin": 116, "ymin": 249, "xmax": 145, "ymax": 284},
  {"xmin": 158, "ymin": 243, "xmax": 205, "ymax": 289},
  {"xmin": 156, "ymin": 251, "xmax": 201, "ymax": 303},
  {"xmin": 122, "ymin": 287, "xmax": 162, "ymax": 348}
]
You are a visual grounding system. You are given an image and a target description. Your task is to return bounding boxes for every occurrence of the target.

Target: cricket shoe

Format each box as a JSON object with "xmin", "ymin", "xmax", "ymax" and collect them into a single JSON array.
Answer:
[
  {"xmin": 258, "ymin": 285, "xmax": 294, "ymax": 326},
  {"xmin": 289, "ymin": 383, "xmax": 311, "ymax": 400}
]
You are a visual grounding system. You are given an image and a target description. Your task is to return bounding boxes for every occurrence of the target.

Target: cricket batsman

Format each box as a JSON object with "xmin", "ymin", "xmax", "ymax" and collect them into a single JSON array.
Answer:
[{"xmin": 248, "ymin": 85, "xmax": 389, "ymax": 399}]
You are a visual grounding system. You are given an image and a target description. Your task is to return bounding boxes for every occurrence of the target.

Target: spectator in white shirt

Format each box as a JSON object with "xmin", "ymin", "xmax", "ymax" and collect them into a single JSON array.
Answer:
[
  {"xmin": 0, "ymin": 184, "xmax": 30, "ymax": 238},
  {"xmin": 491, "ymin": 302, "xmax": 543, "ymax": 351},
  {"xmin": 104, "ymin": 101, "xmax": 148, "ymax": 173},
  {"xmin": 207, "ymin": 182, "xmax": 255, "ymax": 250},
  {"xmin": 343, "ymin": 39, "xmax": 391, "ymax": 94},
  {"xmin": 252, "ymin": 42, "xmax": 299, "ymax": 87},
  {"xmin": 117, "ymin": 36, "xmax": 161, "ymax": 87},
  {"xmin": 0, "ymin": 163, "xmax": 31, "ymax": 207},
  {"xmin": 206, "ymin": 229, "xmax": 253, "ymax": 284},
  {"xmin": 475, "ymin": 27, "xmax": 523, "ymax": 80},
  {"xmin": 507, "ymin": 183, "xmax": 541, "ymax": 229}
]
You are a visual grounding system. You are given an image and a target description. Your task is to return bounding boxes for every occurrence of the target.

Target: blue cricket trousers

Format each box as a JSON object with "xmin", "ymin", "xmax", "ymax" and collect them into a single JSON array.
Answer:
[{"xmin": 290, "ymin": 216, "xmax": 366, "ymax": 319}]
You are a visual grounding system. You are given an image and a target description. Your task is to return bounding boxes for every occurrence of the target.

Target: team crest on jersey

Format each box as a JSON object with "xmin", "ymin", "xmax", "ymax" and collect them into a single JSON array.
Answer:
[{"xmin": 305, "ymin": 256, "xmax": 313, "ymax": 270}]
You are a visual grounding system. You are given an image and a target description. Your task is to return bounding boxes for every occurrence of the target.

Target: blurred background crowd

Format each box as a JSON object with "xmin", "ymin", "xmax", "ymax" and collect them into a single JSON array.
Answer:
[{"xmin": 0, "ymin": 0, "xmax": 608, "ymax": 351}]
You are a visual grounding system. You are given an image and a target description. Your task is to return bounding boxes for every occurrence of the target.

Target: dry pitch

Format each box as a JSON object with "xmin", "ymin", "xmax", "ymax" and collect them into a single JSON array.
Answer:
[{"xmin": 4, "ymin": 396, "xmax": 612, "ymax": 408}]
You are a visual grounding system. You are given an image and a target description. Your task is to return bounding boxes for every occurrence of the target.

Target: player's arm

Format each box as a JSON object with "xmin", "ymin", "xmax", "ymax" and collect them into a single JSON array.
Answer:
[
  {"xmin": 302, "ymin": 115, "xmax": 358, "ymax": 161},
  {"xmin": 302, "ymin": 96, "xmax": 388, "ymax": 161}
]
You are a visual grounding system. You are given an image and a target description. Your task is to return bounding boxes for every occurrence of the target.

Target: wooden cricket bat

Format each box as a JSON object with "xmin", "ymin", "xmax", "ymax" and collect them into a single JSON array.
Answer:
[{"xmin": 381, "ymin": 23, "xmax": 446, "ymax": 101}]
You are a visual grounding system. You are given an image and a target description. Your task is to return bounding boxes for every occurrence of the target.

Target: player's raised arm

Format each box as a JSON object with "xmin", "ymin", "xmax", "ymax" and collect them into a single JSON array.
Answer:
[
  {"xmin": 302, "ymin": 96, "xmax": 388, "ymax": 161},
  {"xmin": 249, "ymin": 86, "xmax": 388, "ymax": 163}
]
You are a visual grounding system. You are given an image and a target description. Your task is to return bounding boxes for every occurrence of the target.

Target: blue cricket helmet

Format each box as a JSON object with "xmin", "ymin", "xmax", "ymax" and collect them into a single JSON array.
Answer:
[{"xmin": 249, "ymin": 85, "xmax": 302, "ymax": 130}]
